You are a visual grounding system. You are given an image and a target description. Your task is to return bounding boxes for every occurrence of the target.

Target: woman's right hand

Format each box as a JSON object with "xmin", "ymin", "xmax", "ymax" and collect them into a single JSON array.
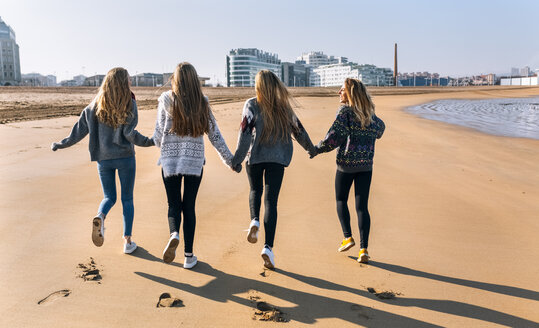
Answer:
[
  {"xmin": 51, "ymin": 142, "xmax": 59, "ymax": 151},
  {"xmin": 232, "ymin": 163, "xmax": 242, "ymax": 173}
]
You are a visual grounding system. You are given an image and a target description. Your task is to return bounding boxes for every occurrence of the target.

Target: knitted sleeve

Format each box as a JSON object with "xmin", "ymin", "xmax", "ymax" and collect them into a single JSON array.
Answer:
[
  {"xmin": 316, "ymin": 107, "xmax": 349, "ymax": 154},
  {"xmin": 122, "ymin": 100, "xmax": 154, "ymax": 147},
  {"xmin": 54, "ymin": 106, "xmax": 90, "ymax": 149},
  {"xmin": 208, "ymin": 110, "xmax": 233, "ymax": 167},
  {"xmin": 292, "ymin": 115, "xmax": 316, "ymax": 153},
  {"xmin": 373, "ymin": 115, "xmax": 385, "ymax": 139},
  {"xmin": 231, "ymin": 99, "xmax": 255, "ymax": 167},
  {"xmin": 152, "ymin": 92, "xmax": 168, "ymax": 148}
]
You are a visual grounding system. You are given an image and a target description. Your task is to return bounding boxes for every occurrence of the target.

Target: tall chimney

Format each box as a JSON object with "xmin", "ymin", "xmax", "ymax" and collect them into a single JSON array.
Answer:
[{"xmin": 394, "ymin": 43, "xmax": 398, "ymax": 86}]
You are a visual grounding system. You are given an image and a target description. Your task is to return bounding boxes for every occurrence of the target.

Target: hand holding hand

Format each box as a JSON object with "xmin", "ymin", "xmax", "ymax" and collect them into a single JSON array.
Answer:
[
  {"xmin": 51, "ymin": 143, "xmax": 59, "ymax": 151},
  {"xmin": 232, "ymin": 163, "xmax": 242, "ymax": 173},
  {"xmin": 308, "ymin": 147, "xmax": 318, "ymax": 159}
]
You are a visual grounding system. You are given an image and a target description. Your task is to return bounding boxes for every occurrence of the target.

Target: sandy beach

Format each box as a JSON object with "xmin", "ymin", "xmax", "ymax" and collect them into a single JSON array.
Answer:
[{"xmin": 1, "ymin": 87, "xmax": 538, "ymax": 327}]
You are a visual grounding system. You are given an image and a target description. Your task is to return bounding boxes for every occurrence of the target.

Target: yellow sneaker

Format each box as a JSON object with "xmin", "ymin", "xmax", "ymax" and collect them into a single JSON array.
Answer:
[
  {"xmin": 358, "ymin": 248, "xmax": 369, "ymax": 263},
  {"xmin": 338, "ymin": 237, "xmax": 355, "ymax": 252}
]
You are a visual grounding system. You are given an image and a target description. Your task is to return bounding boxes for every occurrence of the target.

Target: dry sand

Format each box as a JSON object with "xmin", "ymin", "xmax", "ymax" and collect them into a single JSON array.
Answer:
[{"xmin": 0, "ymin": 87, "xmax": 538, "ymax": 327}]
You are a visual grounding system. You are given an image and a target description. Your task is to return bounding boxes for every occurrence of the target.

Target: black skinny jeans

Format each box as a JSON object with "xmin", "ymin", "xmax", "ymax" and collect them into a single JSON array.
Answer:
[
  {"xmin": 335, "ymin": 170, "xmax": 373, "ymax": 249},
  {"xmin": 246, "ymin": 163, "xmax": 285, "ymax": 249},
  {"xmin": 161, "ymin": 169, "xmax": 203, "ymax": 254}
]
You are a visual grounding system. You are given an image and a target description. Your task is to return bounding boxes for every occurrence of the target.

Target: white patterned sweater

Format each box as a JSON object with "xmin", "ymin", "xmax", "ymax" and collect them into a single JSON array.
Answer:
[{"xmin": 152, "ymin": 91, "xmax": 233, "ymax": 177}]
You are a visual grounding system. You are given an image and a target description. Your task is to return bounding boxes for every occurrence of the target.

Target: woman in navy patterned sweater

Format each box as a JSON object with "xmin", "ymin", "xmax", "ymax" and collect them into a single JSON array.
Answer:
[{"xmin": 310, "ymin": 78, "xmax": 385, "ymax": 264}]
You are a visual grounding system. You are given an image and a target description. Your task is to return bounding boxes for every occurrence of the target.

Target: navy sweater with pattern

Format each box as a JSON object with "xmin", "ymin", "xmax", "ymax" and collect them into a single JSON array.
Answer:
[{"xmin": 316, "ymin": 105, "xmax": 385, "ymax": 172}]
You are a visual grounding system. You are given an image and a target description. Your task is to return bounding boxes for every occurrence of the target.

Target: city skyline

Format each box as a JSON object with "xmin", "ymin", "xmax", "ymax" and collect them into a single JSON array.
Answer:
[{"xmin": 2, "ymin": 0, "xmax": 539, "ymax": 84}]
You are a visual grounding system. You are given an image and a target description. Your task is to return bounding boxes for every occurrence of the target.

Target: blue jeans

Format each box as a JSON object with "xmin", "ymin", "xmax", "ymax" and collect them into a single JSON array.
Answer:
[{"xmin": 97, "ymin": 156, "xmax": 136, "ymax": 237}]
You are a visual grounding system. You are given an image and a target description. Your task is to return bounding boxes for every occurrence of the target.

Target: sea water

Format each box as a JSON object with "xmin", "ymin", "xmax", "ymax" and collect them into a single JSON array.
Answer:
[{"xmin": 406, "ymin": 97, "xmax": 539, "ymax": 140}]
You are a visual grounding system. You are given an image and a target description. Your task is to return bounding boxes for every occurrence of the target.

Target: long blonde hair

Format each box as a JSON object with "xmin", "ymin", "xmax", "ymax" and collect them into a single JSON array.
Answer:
[
  {"xmin": 255, "ymin": 70, "xmax": 298, "ymax": 144},
  {"xmin": 170, "ymin": 62, "xmax": 210, "ymax": 137},
  {"xmin": 95, "ymin": 67, "xmax": 133, "ymax": 128},
  {"xmin": 343, "ymin": 78, "xmax": 375, "ymax": 127}
]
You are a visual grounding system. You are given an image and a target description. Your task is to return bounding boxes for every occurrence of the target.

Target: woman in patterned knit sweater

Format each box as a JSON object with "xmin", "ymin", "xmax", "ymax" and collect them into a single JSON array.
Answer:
[
  {"xmin": 311, "ymin": 78, "xmax": 385, "ymax": 264},
  {"xmin": 153, "ymin": 62, "xmax": 240, "ymax": 269},
  {"xmin": 231, "ymin": 70, "xmax": 315, "ymax": 270}
]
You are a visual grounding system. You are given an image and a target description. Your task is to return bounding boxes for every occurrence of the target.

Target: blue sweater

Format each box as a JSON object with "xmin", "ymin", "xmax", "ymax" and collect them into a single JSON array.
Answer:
[{"xmin": 53, "ymin": 99, "xmax": 154, "ymax": 161}]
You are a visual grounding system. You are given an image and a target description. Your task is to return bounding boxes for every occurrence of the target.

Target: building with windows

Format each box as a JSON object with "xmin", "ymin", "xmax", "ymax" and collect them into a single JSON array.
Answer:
[
  {"xmin": 281, "ymin": 62, "xmax": 310, "ymax": 87},
  {"xmin": 0, "ymin": 17, "xmax": 21, "ymax": 86},
  {"xmin": 310, "ymin": 63, "xmax": 393, "ymax": 87},
  {"xmin": 296, "ymin": 51, "xmax": 347, "ymax": 68},
  {"xmin": 226, "ymin": 48, "xmax": 281, "ymax": 87},
  {"xmin": 162, "ymin": 73, "xmax": 210, "ymax": 87}
]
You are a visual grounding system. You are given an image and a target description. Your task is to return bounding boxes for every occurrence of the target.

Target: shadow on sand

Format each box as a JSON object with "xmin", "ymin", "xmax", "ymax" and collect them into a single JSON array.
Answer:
[{"xmin": 135, "ymin": 262, "xmax": 435, "ymax": 327}]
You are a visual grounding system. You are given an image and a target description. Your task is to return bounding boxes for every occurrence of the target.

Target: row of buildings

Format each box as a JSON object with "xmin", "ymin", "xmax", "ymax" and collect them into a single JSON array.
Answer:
[{"xmin": 226, "ymin": 49, "xmax": 395, "ymax": 87}]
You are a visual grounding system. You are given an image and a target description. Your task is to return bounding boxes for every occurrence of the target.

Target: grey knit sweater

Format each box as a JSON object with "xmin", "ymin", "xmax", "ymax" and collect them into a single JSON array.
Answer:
[
  {"xmin": 52, "ymin": 99, "xmax": 154, "ymax": 161},
  {"xmin": 152, "ymin": 91, "xmax": 233, "ymax": 177},
  {"xmin": 231, "ymin": 97, "xmax": 314, "ymax": 167}
]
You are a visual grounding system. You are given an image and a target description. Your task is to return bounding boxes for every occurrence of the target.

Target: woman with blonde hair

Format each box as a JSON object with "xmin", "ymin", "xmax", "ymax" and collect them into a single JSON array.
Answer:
[
  {"xmin": 231, "ymin": 70, "xmax": 315, "ymax": 270},
  {"xmin": 51, "ymin": 67, "xmax": 154, "ymax": 254},
  {"xmin": 153, "ymin": 62, "xmax": 238, "ymax": 269},
  {"xmin": 310, "ymin": 78, "xmax": 385, "ymax": 264}
]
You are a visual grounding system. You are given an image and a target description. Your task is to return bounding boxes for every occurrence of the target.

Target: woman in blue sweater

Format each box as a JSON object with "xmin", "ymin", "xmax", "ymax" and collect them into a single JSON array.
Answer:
[
  {"xmin": 311, "ymin": 78, "xmax": 385, "ymax": 264},
  {"xmin": 51, "ymin": 67, "xmax": 154, "ymax": 254}
]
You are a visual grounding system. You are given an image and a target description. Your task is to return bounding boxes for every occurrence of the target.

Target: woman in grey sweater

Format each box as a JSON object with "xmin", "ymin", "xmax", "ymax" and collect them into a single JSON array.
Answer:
[
  {"xmin": 51, "ymin": 67, "xmax": 154, "ymax": 254},
  {"xmin": 231, "ymin": 70, "xmax": 315, "ymax": 270}
]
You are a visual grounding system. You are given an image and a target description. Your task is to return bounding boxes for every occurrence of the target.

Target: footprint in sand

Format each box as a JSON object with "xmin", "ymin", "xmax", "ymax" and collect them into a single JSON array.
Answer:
[
  {"xmin": 350, "ymin": 304, "xmax": 371, "ymax": 320},
  {"xmin": 259, "ymin": 268, "xmax": 273, "ymax": 277},
  {"xmin": 37, "ymin": 289, "xmax": 71, "ymax": 305},
  {"xmin": 366, "ymin": 287, "xmax": 401, "ymax": 300},
  {"xmin": 156, "ymin": 293, "xmax": 184, "ymax": 308},
  {"xmin": 77, "ymin": 257, "xmax": 102, "ymax": 282},
  {"xmin": 248, "ymin": 291, "xmax": 288, "ymax": 322}
]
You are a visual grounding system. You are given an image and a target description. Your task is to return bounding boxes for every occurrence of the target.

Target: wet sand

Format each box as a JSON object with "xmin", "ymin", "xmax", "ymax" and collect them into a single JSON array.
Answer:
[{"xmin": 0, "ymin": 87, "xmax": 538, "ymax": 327}]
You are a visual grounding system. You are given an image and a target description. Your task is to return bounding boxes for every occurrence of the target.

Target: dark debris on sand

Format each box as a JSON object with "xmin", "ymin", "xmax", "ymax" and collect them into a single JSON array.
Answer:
[
  {"xmin": 157, "ymin": 293, "xmax": 184, "ymax": 308},
  {"xmin": 249, "ymin": 296, "xmax": 288, "ymax": 323}
]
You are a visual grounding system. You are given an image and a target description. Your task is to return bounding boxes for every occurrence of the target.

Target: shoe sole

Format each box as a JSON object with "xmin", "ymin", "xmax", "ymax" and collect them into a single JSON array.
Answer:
[
  {"xmin": 261, "ymin": 253, "xmax": 275, "ymax": 270},
  {"xmin": 338, "ymin": 241, "xmax": 355, "ymax": 252},
  {"xmin": 163, "ymin": 238, "xmax": 179, "ymax": 263},
  {"xmin": 358, "ymin": 254, "xmax": 369, "ymax": 264},
  {"xmin": 247, "ymin": 225, "xmax": 258, "ymax": 244},
  {"xmin": 92, "ymin": 217, "xmax": 104, "ymax": 247}
]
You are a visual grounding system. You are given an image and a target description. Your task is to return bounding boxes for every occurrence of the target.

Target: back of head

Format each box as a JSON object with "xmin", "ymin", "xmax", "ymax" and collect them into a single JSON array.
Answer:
[
  {"xmin": 170, "ymin": 62, "xmax": 210, "ymax": 137},
  {"xmin": 96, "ymin": 67, "xmax": 133, "ymax": 128},
  {"xmin": 255, "ymin": 70, "xmax": 297, "ymax": 144},
  {"xmin": 344, "ymin": 78, "xmax": 375, "ymax": 127}
]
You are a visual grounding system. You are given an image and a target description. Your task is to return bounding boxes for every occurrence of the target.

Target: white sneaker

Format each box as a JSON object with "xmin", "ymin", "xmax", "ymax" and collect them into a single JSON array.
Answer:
[
  {"xmin": 163, "ymin": 232, "xmax": 180, "ymax": 263},
  {"xmin": 184, "ymin": 255, "xmax": 198, "ymax": 269},
  {"xmin": 124, "ymin": 241, "xmax": 137, "ymax": 254},
  {"xmin": 261, "ymin": 247, "xmax": 275, "ymax": 270},
  {"xmin": 92, "ymin": 215, "xmax": 105, "ymax": 247},
  {"xmin": 247, "ymin": 219, "xmax": 260, "ymax": 243}
]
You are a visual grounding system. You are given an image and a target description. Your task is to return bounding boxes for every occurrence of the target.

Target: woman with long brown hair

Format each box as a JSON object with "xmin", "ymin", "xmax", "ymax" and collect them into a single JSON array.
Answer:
[
  {"xmin": 310, "ymin": 78, "xmax": 385, "ymax": 264},
  {"xmin": 153, "ymin": 62, "xmax": 239, "ymax": 269},
  {"xmin": 51, "ymin": 67, "xmax": 154, "ymax": 254},
  {"xmin": 231, "ymin": 70, "xmax": 315, "ymax": 270}
]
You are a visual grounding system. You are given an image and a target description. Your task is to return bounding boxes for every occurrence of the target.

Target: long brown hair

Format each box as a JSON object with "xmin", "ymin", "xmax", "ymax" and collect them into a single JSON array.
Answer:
[
  {"xmin": 255, "ymin": 70, "xmax": 298, "ymax": 144},
  {"xmin": 343, "ymin": 78, "xmax": 375, "ymax": 127},
  {"xmin": 170, "ymin": 62, "xmax": 210, "ymax": 137},
  {"xmin": 95, "ymin": 67, "xmax": 133, "ymax": 128}
]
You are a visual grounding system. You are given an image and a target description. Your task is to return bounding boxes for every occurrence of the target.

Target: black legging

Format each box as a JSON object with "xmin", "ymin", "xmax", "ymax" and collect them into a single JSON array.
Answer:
[
  {"xmin": 246, "ymin": 163, "xmax": 285, "ymax": 249},
  {"xmin": 161, "ymin": 169, "xmax": 203, "ymax": 254},
  {"xmin": 335, "ymin": 170, "xmax": 373, "ymax": 249}
]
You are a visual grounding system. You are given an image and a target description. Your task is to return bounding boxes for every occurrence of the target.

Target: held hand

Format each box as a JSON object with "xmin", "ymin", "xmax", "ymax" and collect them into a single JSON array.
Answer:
[
  {"xmin": 51, "ymin": 143, "xmax": 59, "ymax": 151},
  {"xmin": 233, "ymin": 163, "xmax": 242, "ymax": 173},
  {"xmin": 308, "ymin": 147, "xmax": 318, "ymax": 159}
]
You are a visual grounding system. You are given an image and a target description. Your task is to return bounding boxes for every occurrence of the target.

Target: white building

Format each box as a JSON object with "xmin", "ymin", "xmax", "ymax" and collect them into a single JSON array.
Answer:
[
  {"xmin": 0, "ymin": 17, "xmax": 21, "ymax": 86},
  {"xmin": 226, "ymin": 48, "xmax": 281, "ymax": 87},
  {"xmin": 310, "ymin": 63, "xmax": 393, "ymax": 87},
  {"xmin": 296, "ymin": 51, "xmax": 347, "ymax": 68},
  {"xmin": 21, "ymin": 73, "xmax": 57, "ymax": 86}
]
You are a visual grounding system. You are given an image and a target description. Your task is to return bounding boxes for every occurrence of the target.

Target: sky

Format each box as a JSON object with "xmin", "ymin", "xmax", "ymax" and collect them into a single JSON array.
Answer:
[{"xmin": 2, "ymin": 0, "xmax": 539, "ymax": 84}]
